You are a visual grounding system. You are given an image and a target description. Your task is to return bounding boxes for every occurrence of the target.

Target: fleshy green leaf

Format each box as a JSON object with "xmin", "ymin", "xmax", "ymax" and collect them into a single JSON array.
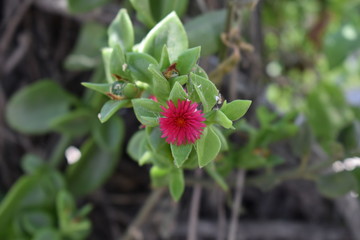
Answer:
[
  {"xmin": 138, "ymin": 12, "xmax": 188, "ymax": 62},
  {"xmin": 196, "ymin": 126, "xmax": 221, "ymax": 167},
  {"xmin": 169, "ymin": 82, "xmax": 188, "ymax": 102},
  {"xmin": 67, "ymin": 0, "xmax": 111, "ymax": 13},
  {"xmin": 21, "ymin": 154, "xmax": 45, "ymax": 174},
  {"xmin": 66, "ymin": 117, "xmax": 124, "ymax": 197},
  {"xmin": 64, "ymin": 23, "xmax": 107, "ymax": 70},
  {"xmin": 316, "ymin": 171, "xmax": 358, "ymax": 198},
  {"xmin": 132, "ymin": 99, "xmax": 162, "ymax": 126},
  {"xmin": 6, "ymin": 80, "xmax": 72, "ymax": 134},
  {"xmin": 169, "ymin": 168, "xmax": 185, "ymax": 201},
  {"xmin": 127, "ymin": 130, "xmax": 148, "ymax": 162},
  {"xmin": 220, "ymin": 100, "xmax": 252, "ymax": 121},
  {"xmin": 185, "ymin": 10, "xmax": 226, "ymax": 56},
  {"xmin": 171, "ymin": 144, "xmax": 192, "ymax": 167},
  {"xmin": 32, "ymin": 228, "xmax": 61, "ymax": 240},
  {"xmin": 159, "ymin": 45, "xmax": 170, "ymax": 70},
  {"xmin": 188, "ymin": 73, "xmax": 218, "ymax": 112},
  {"xmin": 92, "ymin": 116, "xmax": 125, "ymax": 152},
  {"xmin": 214, "ymin": 110, "xmax": 233, "ymax": 129},
  {"xmin": 81, "ymin": 82, "xmax": 113, "ymax": 95},
  {"xmin": 50, "ymin": 109, "xmax": 94, "ymax": 137},
  {"xmin": 110, "ymin": 44, "xmax": 130, "ymax": 79},
  {"xmin": 102, "ymin": 47, "xmax": 114, "ymax": 83},
  {"xmin": 126, "ymin": 52, "xmax": 158, "ymax": 84},
  {"xmin": 148, "ymin": 64, "xmax": 170, "ymax": 103},
  {"xmin": 99, "ymin": 100, "xmax": 130, "ymax": 123},
  {"xmin": 212, "ymin": 126, "xmax": 229, "ymax": 151},
  {"xmin": 129, "ymin": 0, "xmax": 156, "ymax": 28},
  {"xmin": 150, "ymin": 166, "xmax": 171, "ymax": 187},
  {"xmin": 146, "ymin": 127, "xmax": 173, "ymax": 167},
  {"xmin": 22, "ymin": 211, "xmax": 54, "ymax": 235},
  {"xmin": 150, "ymin": 0, "xmax": 189, "ymax": 22},
  {"xmin": 108, "ymin": 9, "xmax": 134, "ymax": 51},
  {"xmin": 169, "ymin": 75, "xmax": 188, "ymax": 88},
  {"xmin": 175, "ymin": 46, "xmax": 201, "ymax": 75}
]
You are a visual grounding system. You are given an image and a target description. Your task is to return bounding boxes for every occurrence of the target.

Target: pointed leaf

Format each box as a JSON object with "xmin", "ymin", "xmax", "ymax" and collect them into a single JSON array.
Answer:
[
  {"xmin": 196, "ymin": 126, "xmax": 221, "ymax": 167},
  {"xmin": 169, "ymin": 168, "xmax": 185, "ymax": 201},
  {"xmin": 127, "ymin": 52, "xmax": 158, "ymax": 84},
  {"xmin": 214, "ymin": 110, "xmax": 233, "ymax": 129},
  {"xmin": 129, "ymin": 0, "xmax": 156, "ymax": 28},
  {"xmin": 108, "ymin": 9, "xmax": 134, "ymax": 51},
  {"xmin": 138, "ymin": 12, "xmax": 188, "ymax": 62},
  {"xmin": 99, "ymin": 100, "xmax": 130, "ymax": 123},
  {"xmin": 171, "ymin": 144, "xmax": 192, "ymax": 167},
  {"xmin": 169, "ymin": 82, "xmax": 188, "ymax": 102},
  {"xmin": 188, "ymin": 73, "xmax": 218, "ymax": 112},
  {"xmin": 176, "ymin": 46, "xmax": 201, "ymax": 75},
  {"xmin": 148, "ymin": 64, "xmax": 170, "ymax": 103},
  {"xmin": 220, "ymin": 100, "xmax": 251, "ymax": 121},
  {"xmin": 132, "ymin": 98, "xmax": 162, "ymax": 126},
  {"xmin": 81, "ymin": 82, "xmax": 113, "ymax": 95},
  {"xmin": 159, "ymin": 45, "xmax": 170, "ymax": 70},
  {"xmin": 110, "ymin": 44, "xmax": 130, "ymax": 79}
]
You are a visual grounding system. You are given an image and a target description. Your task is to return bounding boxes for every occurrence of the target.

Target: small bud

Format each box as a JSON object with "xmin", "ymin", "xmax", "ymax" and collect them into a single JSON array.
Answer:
[
  {"xmin": 111, "ymin": 81, "xmax": 125, "ymax": 96},
  {"xmin": 123, "ymin": 83, "xmax": 139, "ymax": 98}
]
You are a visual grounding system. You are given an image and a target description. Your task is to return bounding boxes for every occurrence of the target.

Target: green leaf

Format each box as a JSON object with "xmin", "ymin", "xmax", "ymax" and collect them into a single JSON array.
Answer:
[
  {"xmin": 138, "ymin": 12, "xmax": 188, "ymax": 62},
  {"xmin": 169, "ymin": 168, "xmax": 185, "ymax": 201},
  {"xmin": 205, "ymin": 162, "xmax": 228, "ymax": 191},
  {"xmin": 193, "ymin": 65, "xmax": 209, "ymax": 79},
  {"xmin": 50, "ymin": 109, "xmax": 94, "ymax": 137},
  {"xmin": 67, "ymin": 0, "xmax": 110, "ymax": 13},
  {"xmin": 150, "ymin": 166, "xmax": 171, "ymax": 187},
  {"xmin": 99, "ymin": 100, "xmax": 130, "ymax": 123},
  {"xmin": 214, "ymin": 110, "xmax": 233, "ymax": 129},
  {"xmin": 324, "ymin": 23, "xmax": 360, "ymax": 69},
  {"xmin": 316, "ymin": 171, "xmax": 358, "ymax": 198},
  {"xmin": 108, "ymin": 9, "xmax": 134, "ymax": 51},
  {"xmin": 185, "ymin": 10, "xmax": 226, "ymax": 56},
  {"xmin": 168, "ymin": 75, "xmax": 188, "ymax": 88},
  {"xmin": 212, "ymin": 126, "xmax": 229, "ymax": 151},
  {"xmin": 175, "ymin": 46, "xmax": 201, "ymax": 75},
  {"xmin": 220, "ymin": 100, "xmax": 252, "ymax": 121},
  {"xmin": 130, "ymin": 0, "xmax": 156, "ymax": 28},
  {"xmin": 169, "ymin": 82, "xmax": 188, "ymax": 102},
  {"xmin": 148, "ymin": 64, "xmax": 170, "ymax": 103},
  {"xmin": 32, "ymin": 228, "xmax": 61, "ymax": 240},
  {"xmin": 6, "ymin": 80, "xmax": 72, "ymax": 134},
  {"xmin": 127, "ymin": 130, "xmax": 148, "ymax": 162},
  {"xmin": 159, "ymin": 45, "xmax": 171, "ymax": 70},
  {"xmin": 132, "ymin": 99, "xmax": 162, "ymax": 126},
  {"xmin": 22, "ymin": 211, "xmax": 54, "ymax": 235},
  {"xmin": 127, "ymin": 52, "xmax": 158, "ymax": 84},
  {"xmin": 102, "ymin": 47, "xmax": 114, "ymax": 83},
  {"xmin": 64, "ymin": 23, "xmax": 107, "ymax": 70},
  {"xmin": 150, "ymin": 0, "xmax": 189, "ymax": 22},
  {"xmin": 188, "ymin": 73, "xmax": 218, "ymax": 112},
  {"xmin": 196, "ymin": 126, "xmax": 221, "ymax": 167},
  {"xmin": 110, "ymin": 44, "xmax": 130, "ymax": 80},
  {"xmin": 92, "ymin": 116, "xmax": 124, "ymax": 152},
  {"xmin": 21, "ymin": 154, "xmax": 45, "ymax": 174},
  {"xmin": 81, "ymin": 82, "xmax": 113, "ymax": 95},
  {"xmin": 66, "ymin": 117, "xmax": 124, "ymax": 197},
  {"xmin": 171, "ymin": 144, "xmax": 192, "ymax": 167},
  {"xmin": 56, "ymin": 190, "xmax": 75, "ymax": 230},
  {"xmin": 146, "ymin": 127, "xmax": 173, "ymax": 167}
]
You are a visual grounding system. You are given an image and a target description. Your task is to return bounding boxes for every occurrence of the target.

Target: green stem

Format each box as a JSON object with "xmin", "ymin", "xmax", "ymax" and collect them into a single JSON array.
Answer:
[{"xmin": 49, "ymin": 135, "xmax": 72, "ymax": 168}]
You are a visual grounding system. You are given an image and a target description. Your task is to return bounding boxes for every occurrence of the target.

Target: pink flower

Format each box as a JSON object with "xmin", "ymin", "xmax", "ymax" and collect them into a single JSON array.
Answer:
[
  {"xmin": 149, "ymin": 95, "xmax": 158, "ymax": 102},
  {"xmin": 159, "ymin": 99, "xmax": 206, "ymax": 146}
]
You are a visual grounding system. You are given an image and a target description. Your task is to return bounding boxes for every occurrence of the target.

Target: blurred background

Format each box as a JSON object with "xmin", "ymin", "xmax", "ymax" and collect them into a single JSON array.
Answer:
[{"xmin": 1, "ymin": 0, "xmax": 360, "ymax": 239}]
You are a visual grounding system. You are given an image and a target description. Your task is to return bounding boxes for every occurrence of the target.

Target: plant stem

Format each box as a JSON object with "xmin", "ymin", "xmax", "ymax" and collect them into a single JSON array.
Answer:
[
  {"xmin": 49, "ymin": 135, "xmax": 72, "ymax": 168},
  {"xmin": 187, "ymin": 169, "xmax": 203, "ymax": 240},
  {"xmin": 122, "ymin": 188, "xmax": 165, "ymax": 240}
]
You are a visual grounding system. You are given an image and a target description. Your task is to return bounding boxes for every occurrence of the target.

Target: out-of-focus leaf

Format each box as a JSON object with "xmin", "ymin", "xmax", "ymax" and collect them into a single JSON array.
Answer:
[
  {"xmin": 127, "ymin": 130, "xmax": 148, "ymax": 162},
  {"xmin": 64, "ymin": 23, "xmax": 107, "ymax": 70},
  {"xmin": 150, "ymin": 0, "xmax": 189, "ymax": 22},
  {"xmin": 169, "ymin": 168, "xmax": 185, "ymax": 201},
  {"xmin": 32, "ymin": 228, "xmax": 61, "ymax": 240},
  {"xmin": 130, "ymin": 0, "xmax": 156, "ymax": 28},
  {"xmin": 21, "ymin": 154, "xmax": 45, "ymax": 174},
  {"xmin": 185, "ymin": 10, "xmax": 226, "ymax": 56},
  {"xmin": 316, "ymin": 171, "xmax": 358, "ymax": 198},
  {"xmin": 6, "ymin": 80, "xmax": 72, "ymax": 134},
  {"xmin": 66, "ymin": 117, "xmax": 124, "ymax": 197}
]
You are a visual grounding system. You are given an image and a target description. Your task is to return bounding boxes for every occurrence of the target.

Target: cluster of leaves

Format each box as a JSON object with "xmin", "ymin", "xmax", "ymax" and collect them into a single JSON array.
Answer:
[{"xmin": 83, "ymin": 9, "xmax": 251, "ymax": 200}]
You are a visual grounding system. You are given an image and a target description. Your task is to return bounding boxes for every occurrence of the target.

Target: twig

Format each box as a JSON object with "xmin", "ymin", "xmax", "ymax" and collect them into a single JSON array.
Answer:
[
  {"xmin": 175, "ymin": 220, "xmax": 351, "ymax": 240},
  {"xmin": 187, "ymin": 169, "xmax": 203, "ymax": 240},
  {"xmin": 216, "ymin": 188, "xmax": 227, "ymax": 240},
  {"xmin": 0, "ymin": 0, "xmax": 34, "ymax": 58},
  {"xmin": 122, "ymin": 188, "xmax": 166, "ymax": 240},
  {"xmin": 335, "ymin": 193, "xmax": 360, "ymax": 240},
  {"xmin": 3, "ymin": 32, "xmax": 31, "ymax": 74},
  {"xmin": 227, "ymin": 169, "xmax": 245, "ymax": 240}
]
